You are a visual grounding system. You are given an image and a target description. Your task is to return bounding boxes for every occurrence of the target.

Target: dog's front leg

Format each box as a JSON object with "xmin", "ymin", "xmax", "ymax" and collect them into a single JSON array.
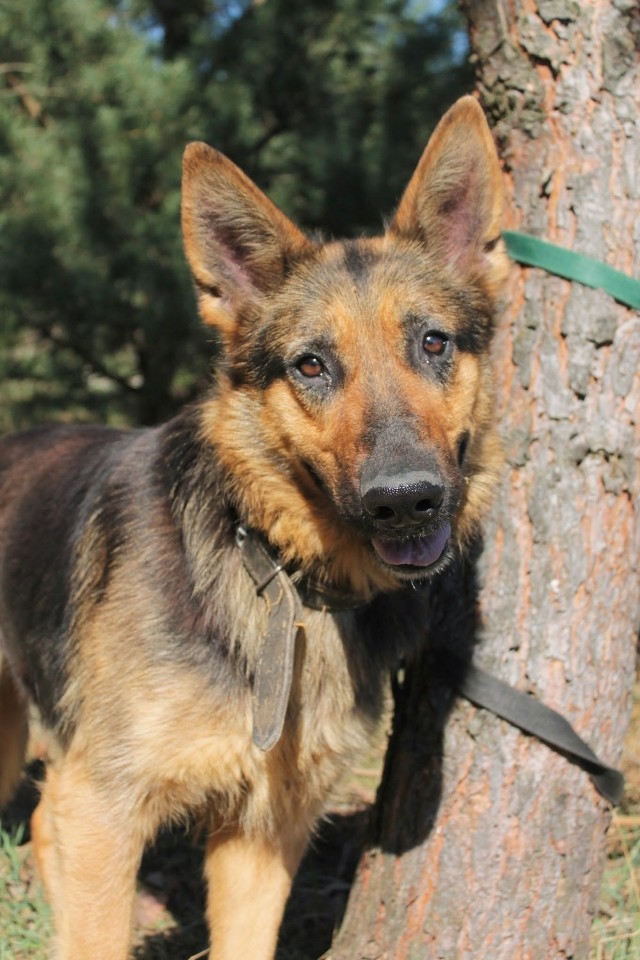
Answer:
[
  {"xmin": 205, "ymin": 821, "xmax": 308, "ymax": 960},
  {"xmin": 32, "ymin": 753, "xmax": 145, "ymax": 960}
]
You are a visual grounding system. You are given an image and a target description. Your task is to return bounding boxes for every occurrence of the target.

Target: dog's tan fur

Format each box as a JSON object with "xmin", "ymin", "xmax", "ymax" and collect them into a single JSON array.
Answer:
[{"xmin": 0, "ymin": 97, "xmax": 506, "ymax": 959}]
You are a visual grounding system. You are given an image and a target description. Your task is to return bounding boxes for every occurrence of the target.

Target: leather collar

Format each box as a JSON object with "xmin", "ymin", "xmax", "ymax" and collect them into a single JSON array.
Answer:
[
  {"xmin": 236, "ymin": 524, "xmax": 370, "ymax": 751},
  {"xmin": 236, "ymin": 524, "xmax": 370, "ymax": 612}
]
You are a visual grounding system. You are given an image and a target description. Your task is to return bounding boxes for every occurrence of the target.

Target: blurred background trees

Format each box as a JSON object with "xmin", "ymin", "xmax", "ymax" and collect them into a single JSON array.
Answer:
[{"xmin": 0, "ymin": 0, "xmax": 471, "ymax": 428}]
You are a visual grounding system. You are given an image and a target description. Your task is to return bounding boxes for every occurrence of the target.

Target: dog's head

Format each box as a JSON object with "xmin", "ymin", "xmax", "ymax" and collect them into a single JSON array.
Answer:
[{"xmin": 181, "ymin": 97, "xmax": 508, "ymax": 597}]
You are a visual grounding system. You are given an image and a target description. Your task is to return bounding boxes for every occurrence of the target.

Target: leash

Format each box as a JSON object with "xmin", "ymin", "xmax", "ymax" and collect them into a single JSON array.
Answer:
[
  {"xmin": 237, "ymin": 525, "xmax": 624, "ymax": 805},
  {"xmin": 438, "ymin": 651, "xmax": 624, "ymax": 805}
]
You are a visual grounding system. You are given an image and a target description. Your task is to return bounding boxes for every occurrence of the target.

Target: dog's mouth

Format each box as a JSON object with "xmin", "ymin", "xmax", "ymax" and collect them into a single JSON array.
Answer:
[
  {"xmin": 296, "ymin": 459, "xmax": 454, "ymax": 581},
  {"xmin": 371, "ymin": 523, "xmax": 451, "ymax": 576}
]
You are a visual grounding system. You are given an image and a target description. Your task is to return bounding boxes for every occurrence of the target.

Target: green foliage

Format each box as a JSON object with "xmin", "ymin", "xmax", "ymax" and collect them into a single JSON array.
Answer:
[
  {"xmin": 0, "ymin": 0, "xmax": 201, "ymax": 426},
  {"xmin": 0, "ymin": 824, "xmax": 51, "ymax": 960},
  {"xmin": 0, "ymin": 0, "xmax": 472, "ymax": 428}
]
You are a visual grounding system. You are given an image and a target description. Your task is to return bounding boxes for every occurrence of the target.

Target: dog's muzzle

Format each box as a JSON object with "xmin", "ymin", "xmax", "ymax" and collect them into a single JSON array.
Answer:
[{"xmin": 359, "ymin": 425, "xmax": 457, "ymax": 571}]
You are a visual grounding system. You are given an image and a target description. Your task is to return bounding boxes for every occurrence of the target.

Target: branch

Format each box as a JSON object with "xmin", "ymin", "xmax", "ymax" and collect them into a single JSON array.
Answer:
[
  {"xmin": 247, "ymin": 122, "xmax": 286, "ymax": 158},
  {"xmin": 41, "ymin": 328, "xmax": 142, "ymax": 396},
  {"xmin": 4, "ymin": 71, "xmax": 46, "ymax": 126},
  {"xmin": 0, "ymin": 63, "xmax": 34, "ymax": 74}
]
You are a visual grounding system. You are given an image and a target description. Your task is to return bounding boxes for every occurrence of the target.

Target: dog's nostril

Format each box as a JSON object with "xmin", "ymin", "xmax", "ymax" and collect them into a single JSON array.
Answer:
[
  {"xmin": 361, "ymin": 495, "xmax": 396, "ymax": 520},
  {"xmin": 362, "ymin": 493, "xmax": 397, "ymax": 521},
  {"xmin": 418, "ymin": 483, "xmax": 444, "ymax": 510}
]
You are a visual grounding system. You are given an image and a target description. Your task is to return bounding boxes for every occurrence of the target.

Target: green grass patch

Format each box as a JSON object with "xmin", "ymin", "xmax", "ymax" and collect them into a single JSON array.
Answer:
[
  {"xmin": 0, "ymin": 824, "xmax": 51, "ymax": 960},
  {"xmin": 590, "ymin": 816, "xmax": 640, "ymax": 959}
]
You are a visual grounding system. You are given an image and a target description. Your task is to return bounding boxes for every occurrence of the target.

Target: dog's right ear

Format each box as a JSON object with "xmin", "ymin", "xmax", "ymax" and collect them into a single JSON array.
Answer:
[{"xmin": 182, "ymin": 143, "xmax": 312, "ymax": 335}]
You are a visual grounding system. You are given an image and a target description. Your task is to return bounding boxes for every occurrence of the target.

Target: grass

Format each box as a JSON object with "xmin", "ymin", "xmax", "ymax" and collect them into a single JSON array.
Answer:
[
  {"xmin": 589, "ymin": 683, "xmax": 640, "ymax": 960},
  {"xmin": 0, "ymin": 823, "xmax": 50, "ymax": 960},
  {"xmin": 1, "ymin": 693, "xmax": 639, "ymax": 960},
  {"xmin": 590, "ymin": 816, "xmax": 640, "ymax": 960}
]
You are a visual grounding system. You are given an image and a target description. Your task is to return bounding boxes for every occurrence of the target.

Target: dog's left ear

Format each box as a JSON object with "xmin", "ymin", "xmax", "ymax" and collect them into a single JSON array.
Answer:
[
  {"xmin": 390, "ymin": 96, "xmax": 507, "ymax": 296},
  {"xmin": 182, "ymin": 143, "xmax": 312, "ymax": 335}
]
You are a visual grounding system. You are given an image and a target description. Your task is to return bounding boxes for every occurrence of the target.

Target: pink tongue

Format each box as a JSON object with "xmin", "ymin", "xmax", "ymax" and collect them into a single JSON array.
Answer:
[{"xmin": 373, "ymin": 524, "xmax": 451, "ymax": 568}]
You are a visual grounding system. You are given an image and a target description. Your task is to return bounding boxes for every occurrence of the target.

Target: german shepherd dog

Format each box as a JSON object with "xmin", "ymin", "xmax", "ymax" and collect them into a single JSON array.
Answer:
[{"xmin": 0, "ymin": 97, "xmax": 507, "ymax": 959}]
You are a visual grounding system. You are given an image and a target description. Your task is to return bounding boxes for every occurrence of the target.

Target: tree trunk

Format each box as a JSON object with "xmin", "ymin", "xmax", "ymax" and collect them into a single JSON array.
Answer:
[{"xmin": 329, "ymin": 2, "xmax": 640, "ymax": 957}]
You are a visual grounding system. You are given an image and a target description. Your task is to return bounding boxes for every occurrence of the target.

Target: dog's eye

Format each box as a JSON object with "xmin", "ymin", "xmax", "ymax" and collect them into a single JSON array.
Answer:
[
  {"xmin": 296, "ymin": 356, "xmax": 325, "ymax": 378},
  {"xmin": 422, "ymin": 332, "xmax": 449, "ymax": 357}
]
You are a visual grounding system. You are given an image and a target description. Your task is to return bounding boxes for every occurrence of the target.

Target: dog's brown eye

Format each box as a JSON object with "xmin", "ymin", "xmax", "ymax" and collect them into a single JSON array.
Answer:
[
  {"xmin": 423, "ymin": 332, "xmax": 448, "ymax": 356},
  {"xmin": 297, "ymin": 356, "xmax": 324, "ymax": 378}
]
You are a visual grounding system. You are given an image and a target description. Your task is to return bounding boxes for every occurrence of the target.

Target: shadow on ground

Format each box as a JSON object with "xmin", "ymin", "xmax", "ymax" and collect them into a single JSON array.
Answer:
[{"xmin": 131, "ymin": 810, "xmax": 369, "ymax": 960}]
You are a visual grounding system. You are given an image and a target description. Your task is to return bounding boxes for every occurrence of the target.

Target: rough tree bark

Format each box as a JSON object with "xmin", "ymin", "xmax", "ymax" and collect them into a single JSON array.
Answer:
[{"xmin": 329, "ymin": 2, "xmax": 640, "ymax": 958}]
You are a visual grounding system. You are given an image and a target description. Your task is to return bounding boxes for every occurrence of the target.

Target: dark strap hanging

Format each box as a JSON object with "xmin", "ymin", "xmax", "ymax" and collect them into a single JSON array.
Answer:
[
  {"xmin": 440, "ymin": 651, "xmax": 625, "ymax": 805},
  {"xmin": 239, "ymin": 528, "xmax": 302, "ymax": 751}
]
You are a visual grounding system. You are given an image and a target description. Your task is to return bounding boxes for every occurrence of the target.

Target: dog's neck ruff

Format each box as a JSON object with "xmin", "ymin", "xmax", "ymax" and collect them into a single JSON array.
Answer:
[{"xmin": 236, "ymin": 524, "xmax": 373, "ymax": 751}]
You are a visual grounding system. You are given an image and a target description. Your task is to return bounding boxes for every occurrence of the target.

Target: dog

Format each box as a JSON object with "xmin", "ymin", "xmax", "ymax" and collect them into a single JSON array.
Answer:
[{"xmin": 0, "ymin": 96, "xmax": 507, "ymax": 959}]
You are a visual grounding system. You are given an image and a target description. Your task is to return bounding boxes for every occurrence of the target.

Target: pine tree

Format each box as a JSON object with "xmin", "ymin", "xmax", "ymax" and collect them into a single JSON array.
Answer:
[{"xmin": 0, "ymin": 0, "xmax": 471, "ymax": 428}]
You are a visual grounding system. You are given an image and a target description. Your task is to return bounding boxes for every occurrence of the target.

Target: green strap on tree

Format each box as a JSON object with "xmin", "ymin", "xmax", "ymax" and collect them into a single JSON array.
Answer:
[{"xmin": 503, "ymin": 230, "xmax": 640, "ymax": 310}]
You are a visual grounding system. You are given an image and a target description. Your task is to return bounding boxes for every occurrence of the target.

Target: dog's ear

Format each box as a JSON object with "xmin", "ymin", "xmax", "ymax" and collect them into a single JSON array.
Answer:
[
  {"xmin": 390, "ymin": 96, "xmax": 507, "ymax": 295},
  {"xmin": 182, "ymin": 143, "xmax": 312, "ymax": 334}
]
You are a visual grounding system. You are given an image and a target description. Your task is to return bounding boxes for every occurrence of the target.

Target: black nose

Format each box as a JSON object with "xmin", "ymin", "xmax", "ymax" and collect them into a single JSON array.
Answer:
[{"xmin": 361, "ymin": 471, "xmax": 445, "ymax": 529}]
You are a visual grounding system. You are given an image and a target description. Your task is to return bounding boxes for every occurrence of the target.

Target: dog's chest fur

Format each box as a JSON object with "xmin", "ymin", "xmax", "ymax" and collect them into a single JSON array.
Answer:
[{"xmin": 71, "ymin": 537, "xmax": 388, "ymax": 838}]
